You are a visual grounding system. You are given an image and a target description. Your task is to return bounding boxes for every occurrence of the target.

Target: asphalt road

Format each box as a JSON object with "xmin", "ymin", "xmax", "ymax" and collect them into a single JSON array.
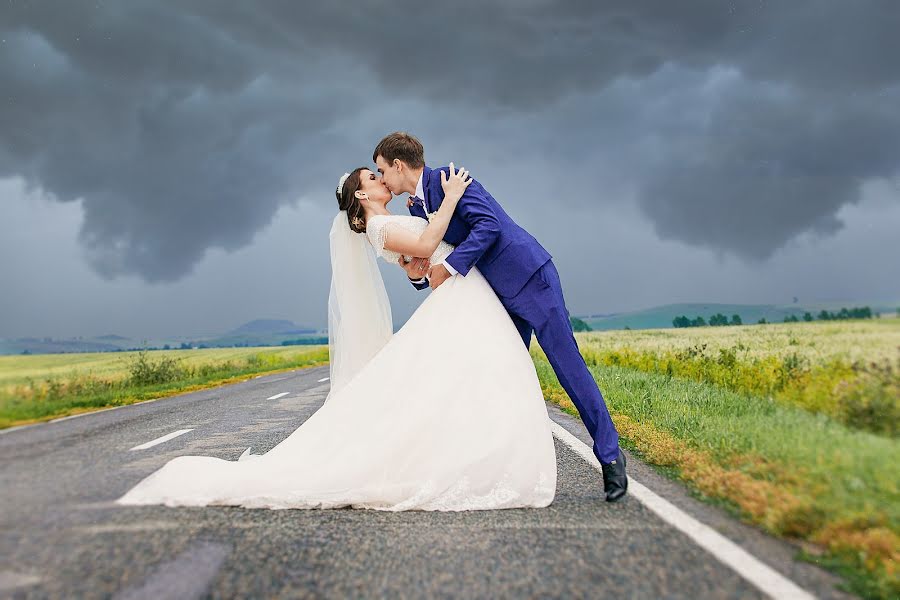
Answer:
[{"xmin": 0, "ymin": 366, "xmax": 852, "ymax": 599}]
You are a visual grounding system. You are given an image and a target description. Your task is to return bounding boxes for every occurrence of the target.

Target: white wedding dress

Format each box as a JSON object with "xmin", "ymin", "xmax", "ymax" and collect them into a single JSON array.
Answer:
[{"xmin": 115, "ymin": 215, "xmax": 557, "ymax": 511}]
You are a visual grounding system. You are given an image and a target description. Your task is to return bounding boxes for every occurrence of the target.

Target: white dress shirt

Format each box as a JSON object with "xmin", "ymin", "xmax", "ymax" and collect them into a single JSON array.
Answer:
[{"xmin": 410, "ymin": 170, "xmax": 459, "ymax": 283}]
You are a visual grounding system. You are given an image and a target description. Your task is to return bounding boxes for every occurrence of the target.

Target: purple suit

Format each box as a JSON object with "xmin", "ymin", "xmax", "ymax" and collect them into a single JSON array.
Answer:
[{"xmin": 409, "ymin": 165, "xmax": 620, "ymax": 464}]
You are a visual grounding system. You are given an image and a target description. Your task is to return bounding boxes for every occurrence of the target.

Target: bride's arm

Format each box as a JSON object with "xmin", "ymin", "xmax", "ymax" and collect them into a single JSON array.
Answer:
[{"xmin": 381, "ymin": 163, "xmax": 471, "ymax": 259}]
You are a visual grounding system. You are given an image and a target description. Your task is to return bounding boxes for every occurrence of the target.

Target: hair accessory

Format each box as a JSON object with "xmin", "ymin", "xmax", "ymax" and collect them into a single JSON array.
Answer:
[{"xmin": 337, "ymin": 172, "xmax": 351, "ymax": 197}]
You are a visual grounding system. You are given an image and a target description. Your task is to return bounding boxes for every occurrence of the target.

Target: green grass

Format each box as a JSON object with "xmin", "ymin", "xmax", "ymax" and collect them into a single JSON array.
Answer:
[
  {"xmin": 0, "ymin": 346, "xmax": 329, "ymax": 428},
  {"xmin": 577, "ymin": 318, "xmax": 900, "ymax": 364},
  {"xmin": 531, "ymin": 350, "xmax": 899, "ymax": 599},
  {"xmin": 0, "ymin": 346, "xmax": 326, "ymax": 389},
  {"xmin": 574, "ymin": 320, "xmax": 900, "ymax": 436}
]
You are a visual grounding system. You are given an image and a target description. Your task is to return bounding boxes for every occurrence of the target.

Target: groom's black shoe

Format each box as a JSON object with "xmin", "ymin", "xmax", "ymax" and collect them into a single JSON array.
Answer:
[{"xmin": 601, "ymin": 448, "xmax": 628, "ymax": 502}]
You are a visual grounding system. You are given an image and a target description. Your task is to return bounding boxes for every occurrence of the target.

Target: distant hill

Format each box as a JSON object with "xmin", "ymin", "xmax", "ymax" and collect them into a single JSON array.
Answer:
[
  {"xmin": 578, "ymin": 302, "xmax": 899, "ymax": 331},
  {"xmin": 204, "ymin": 319, "xmax": 321, "ymax": 348},
  {"xmin": 226, "ymin": 319, "xmax": 316, "ymax": 336}
]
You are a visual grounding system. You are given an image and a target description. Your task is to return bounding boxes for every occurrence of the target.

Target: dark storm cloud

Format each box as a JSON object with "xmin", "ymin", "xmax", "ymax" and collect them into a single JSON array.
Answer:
[
  {"xmin": 1, "ymin": 0, "xmax": 899, "ymax": 281},
  {"xmin": 635, "ymin": 70, "xmax": 900, "ymax": 258},
  {"xmin": 0, "ymin": 1, "xmax": 376, "ymax": 281}
]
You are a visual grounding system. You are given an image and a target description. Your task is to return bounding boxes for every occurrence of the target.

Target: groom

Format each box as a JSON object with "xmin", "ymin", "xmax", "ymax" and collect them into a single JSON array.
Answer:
[{"xmin": 373, "ymin": 132, "xmax": 628, "ymax": 502}]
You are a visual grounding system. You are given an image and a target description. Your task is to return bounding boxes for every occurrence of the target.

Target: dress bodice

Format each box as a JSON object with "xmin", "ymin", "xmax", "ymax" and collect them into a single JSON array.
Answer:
[{"xmin": 366, "ymin": 214, "xmax": 455, "ymax": 266}]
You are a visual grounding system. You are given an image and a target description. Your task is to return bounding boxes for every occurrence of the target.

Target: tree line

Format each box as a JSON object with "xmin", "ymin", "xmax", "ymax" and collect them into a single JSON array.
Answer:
[
  {"xmin": 672, "ymin": 314, "xmax": 742, "ymax": 328},
  {"xmin": 673, "ymin": 306, "xmax": 874, "ymax": 328}
]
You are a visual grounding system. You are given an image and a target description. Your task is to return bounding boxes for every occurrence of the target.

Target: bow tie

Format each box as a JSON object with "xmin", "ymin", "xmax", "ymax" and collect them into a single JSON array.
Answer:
[{"xmin": 407, "ymin": 195, "xmax": 425, "ymax": 210}]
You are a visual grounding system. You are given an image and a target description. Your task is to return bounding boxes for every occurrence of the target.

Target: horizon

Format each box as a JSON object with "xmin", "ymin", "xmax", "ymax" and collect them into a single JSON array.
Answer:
[{"xmin": 4, "ymin": 298, "xmax": 898, "ymax": 342}]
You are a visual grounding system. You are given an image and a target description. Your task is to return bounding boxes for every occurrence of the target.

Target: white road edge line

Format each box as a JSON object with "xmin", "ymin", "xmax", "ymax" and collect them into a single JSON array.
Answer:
[
  {"xmin": 267, "ymin": 392, "xmax": 290, "ymax": 400},
  {"xmin": 317, "ymin": 377, "xmax": 330, "ymax": 382},
  {"xmin": 129, "ymin": 429, "xmax": 194, "ymax": 451},
  {"xmin": 548, "ymin": 421, "xmax": 816, "ymax": 600}
]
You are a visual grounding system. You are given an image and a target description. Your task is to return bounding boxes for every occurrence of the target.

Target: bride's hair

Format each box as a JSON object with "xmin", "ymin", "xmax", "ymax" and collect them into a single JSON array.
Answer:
[{"xmin": 335, "ymin": 167, "xmax": 368, "ymax": 234}]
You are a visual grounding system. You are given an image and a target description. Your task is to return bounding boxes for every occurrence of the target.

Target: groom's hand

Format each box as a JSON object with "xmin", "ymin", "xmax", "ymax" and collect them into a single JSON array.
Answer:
[
  {"xmin": 428, "ymin": 264, "xmax": 452, "ymax": 289},
  {"xmin": 400, "ymin": 256, "xmax": 430, "ymax": 280}
]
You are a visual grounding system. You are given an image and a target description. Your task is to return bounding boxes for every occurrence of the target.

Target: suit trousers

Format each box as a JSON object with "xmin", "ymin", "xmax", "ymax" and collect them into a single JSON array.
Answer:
[{"xmin": 500, "ymin": 260, "xmax": 620, "ymax": 465}]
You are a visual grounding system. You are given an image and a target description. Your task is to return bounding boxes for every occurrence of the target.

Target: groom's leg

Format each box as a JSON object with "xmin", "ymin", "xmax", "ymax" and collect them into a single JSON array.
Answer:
[
  {"xmin": 505, "ymin": 261, "xmax": 620, "ymax": 465},
  {"xmin": 510, "ymin": 313, "xmax": 534, "ymax": 349}
]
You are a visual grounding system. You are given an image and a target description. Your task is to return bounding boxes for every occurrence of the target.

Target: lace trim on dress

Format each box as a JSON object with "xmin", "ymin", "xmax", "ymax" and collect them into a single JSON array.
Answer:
[
  {"xmin": 365, "ymin": 215, "xmax": 389, "ymax": 258},
  {"xmin": 365, "ymin": 214, "xmax": 456, "ymax": 266},
  {"xmin": 360, "ymin": 468, "xmax": 555, "ymax": 512}
]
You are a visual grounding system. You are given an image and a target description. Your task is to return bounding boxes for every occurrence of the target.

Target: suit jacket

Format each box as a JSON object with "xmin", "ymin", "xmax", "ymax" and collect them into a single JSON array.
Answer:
[{"xmin": 408, "ymin": 165, "xmax": 551, "ymax": 298}]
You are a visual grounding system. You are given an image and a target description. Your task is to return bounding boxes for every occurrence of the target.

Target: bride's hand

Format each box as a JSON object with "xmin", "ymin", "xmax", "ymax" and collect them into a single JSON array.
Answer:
[{"xmin": 440, "ymin": 162, "xmax": 472, "ymax": 207}]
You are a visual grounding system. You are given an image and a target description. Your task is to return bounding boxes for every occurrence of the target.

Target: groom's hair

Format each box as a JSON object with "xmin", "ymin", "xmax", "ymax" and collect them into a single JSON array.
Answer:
[{"xmin": 373, "ymin": 132, "xmax": 425, "ymax": 168}]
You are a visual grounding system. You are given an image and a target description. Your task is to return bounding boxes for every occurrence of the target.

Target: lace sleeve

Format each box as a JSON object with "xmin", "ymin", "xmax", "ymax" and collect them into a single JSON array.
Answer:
[
  {"xmin": 365, "ymin": 215, "xmax": 387, "ymax": 257},
  {"xmin": 365, "ymin": 216, "xmax": 405, "ymax": 263}
]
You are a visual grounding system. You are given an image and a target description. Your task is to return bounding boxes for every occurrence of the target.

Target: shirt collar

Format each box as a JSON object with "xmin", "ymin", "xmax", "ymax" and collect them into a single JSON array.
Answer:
[{"xmin": 414, "ymin": 170, "xmax": 424, "ymax": 200}]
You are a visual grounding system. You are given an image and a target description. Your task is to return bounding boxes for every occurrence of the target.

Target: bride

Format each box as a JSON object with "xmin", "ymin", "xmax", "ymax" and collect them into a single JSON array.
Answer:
[{"xmin": 115, "ymin": 165, "xmax": 557, "ymax": 511}]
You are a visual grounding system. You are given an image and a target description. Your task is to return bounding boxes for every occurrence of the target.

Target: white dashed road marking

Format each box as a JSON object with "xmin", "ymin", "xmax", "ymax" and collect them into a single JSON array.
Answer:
[
  {"xmin": 266, "ymin": 392, "xmax": 290, "ymax": 400},
  {"xmin": 317, "ymin": 377, "xmax": 330, "ymax": 382},
  {"xmin": 548, "ymin": 421, "xmax": 816, "ymax": 600},
  {"xmin": 0, "ymin": 571, "xmax": 41, "ymax": 593},
  {"xmin": 113, "ymin": 541, "xmax": 229, "ymax": 600},
  {"xmin": 129, "ymin": 429, "xmax": 194, "ymax": 451}
]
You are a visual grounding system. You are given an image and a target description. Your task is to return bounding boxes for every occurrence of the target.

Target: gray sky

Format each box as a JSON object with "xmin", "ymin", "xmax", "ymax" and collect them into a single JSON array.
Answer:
[{"xmin": 1, "ymin": 0, "xmax": 899, "ymax": 339}]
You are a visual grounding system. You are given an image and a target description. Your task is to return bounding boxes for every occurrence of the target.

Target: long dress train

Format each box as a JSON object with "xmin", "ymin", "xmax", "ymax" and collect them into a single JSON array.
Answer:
[{"xmin": 115, "ymin": 215, "xmax": 557, "ymax": 511}]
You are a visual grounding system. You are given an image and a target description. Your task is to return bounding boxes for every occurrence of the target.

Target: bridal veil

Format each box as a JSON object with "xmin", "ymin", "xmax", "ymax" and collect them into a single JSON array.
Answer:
[{"xmin": 326, "ymin": 211, "xmax": 393, "ymax": 400}]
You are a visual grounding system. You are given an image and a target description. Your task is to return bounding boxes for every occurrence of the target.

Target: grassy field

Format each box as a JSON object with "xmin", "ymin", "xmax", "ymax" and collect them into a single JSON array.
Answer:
[
  {"xmin": 578, "ymin": 318, "xmax": 900, "ymax": 364},
  {"xmin": 576, "ymin": 320, "xmax": 900, "ymax": 436},
  {"xmin": 0, "ymin": 346, "xmax": 329, "ymax": 428},
  {"xmin": 534, "ymin": 319, "xmax": 899, "ymax": 599}
]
